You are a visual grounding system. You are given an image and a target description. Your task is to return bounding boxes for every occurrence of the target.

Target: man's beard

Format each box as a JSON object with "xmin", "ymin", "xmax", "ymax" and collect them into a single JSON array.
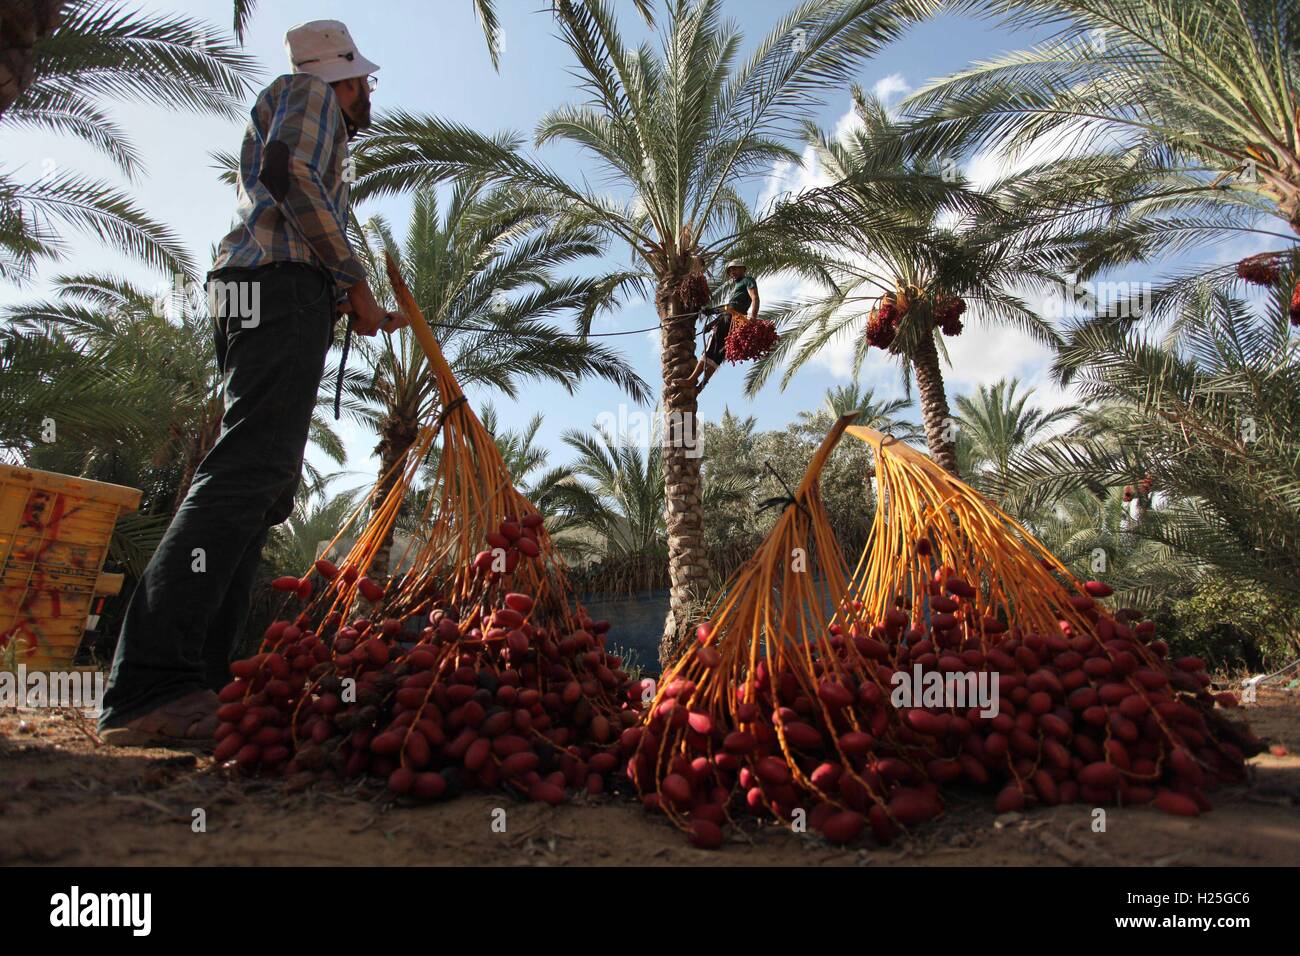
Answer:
[{"xmin": 344, "ymin": 100, "xmax": 372, "ymax": 139}]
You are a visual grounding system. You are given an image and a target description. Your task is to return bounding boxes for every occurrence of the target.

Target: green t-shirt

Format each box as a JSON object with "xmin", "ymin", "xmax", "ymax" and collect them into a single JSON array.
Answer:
[{"xmin": 723, "ymin": 275, "xmax": 757, "ymax": 313}]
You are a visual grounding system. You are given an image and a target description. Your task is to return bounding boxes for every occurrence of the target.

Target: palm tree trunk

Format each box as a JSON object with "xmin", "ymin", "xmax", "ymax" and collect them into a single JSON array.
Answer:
[
  {"xmin": 656, "ymin": 274, "xmax": 708, "ymax": 667},
  {"xmin": 1256, "ymin": 161, "xmax": 1300, "ymax": 232},
  {"xmin": 911, "ymin": 332, "xmax": 959, "ymax": 476},
  {"xmin": 0, "ymin": 1, "xmax": 64, "ymax": 119},
  {"xmin": 370, "ymin": 416, "xmax": 419, "ymax": 579},
  {"xmin": 1276, "ymin": 182, "xmax": 1300, "ymax": 234}
]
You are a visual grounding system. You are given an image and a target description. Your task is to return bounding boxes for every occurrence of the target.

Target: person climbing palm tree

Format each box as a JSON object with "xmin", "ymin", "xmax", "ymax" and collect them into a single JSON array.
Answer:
[{"xmin": 691, "ymin": 261, "xmax": 759, "ymax": 395}]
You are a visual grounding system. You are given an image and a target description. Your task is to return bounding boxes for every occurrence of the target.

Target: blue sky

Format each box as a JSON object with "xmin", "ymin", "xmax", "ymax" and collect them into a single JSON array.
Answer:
[{"xmin": 1, "ymin": 0, "xmax": 1266, "ymax": 495}]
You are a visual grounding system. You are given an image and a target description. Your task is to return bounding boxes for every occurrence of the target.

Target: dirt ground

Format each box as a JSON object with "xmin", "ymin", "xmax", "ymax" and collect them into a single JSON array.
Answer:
[{"xmin": 1, "ymin": 688, "xmax": 1297, "ymax": 867}]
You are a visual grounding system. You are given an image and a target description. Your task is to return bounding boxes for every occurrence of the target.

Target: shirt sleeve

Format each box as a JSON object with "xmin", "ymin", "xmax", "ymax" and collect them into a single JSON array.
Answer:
[{"xmin": 261, "ymin": 75, "xmax": 366, "ymax": 290}]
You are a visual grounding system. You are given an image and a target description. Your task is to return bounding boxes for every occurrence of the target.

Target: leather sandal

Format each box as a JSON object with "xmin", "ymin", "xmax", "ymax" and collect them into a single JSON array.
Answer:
[{"xmin": 100, "ymin": 689, "xmax": 220, "ymax": 748}]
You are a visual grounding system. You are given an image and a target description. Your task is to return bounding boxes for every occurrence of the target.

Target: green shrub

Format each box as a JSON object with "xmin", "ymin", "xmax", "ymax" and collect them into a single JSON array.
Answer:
[{"xmin": 1154, "ymin": 577, "xmax": 1299, "ymax": 673}]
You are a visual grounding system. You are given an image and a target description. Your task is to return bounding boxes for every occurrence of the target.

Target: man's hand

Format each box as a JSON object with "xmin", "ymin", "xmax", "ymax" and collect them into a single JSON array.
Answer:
[
  {"xmin": 378, "ymin": 310, "xmax": 409, "ymax": 333},
  {"xmin": 343, "ymin": 281, "xmax": 406, "ymax": 336}
]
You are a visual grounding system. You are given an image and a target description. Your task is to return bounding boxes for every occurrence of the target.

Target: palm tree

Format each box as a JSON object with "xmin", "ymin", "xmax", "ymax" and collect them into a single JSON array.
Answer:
[
  {"xmin": 480, "ymin": 403, "xmax": 550, "ymax": 492},
  {"xmin": 797, "ymin": 380, "xmax": 921, "ymax": 485},
  {"xmin": 414, "ymin": 401, "xmax": 569, "ymax": 503},
  {"xmin": 561, "ymin": 423, "xmax": 669, "ymax": 559},
  {"xmin": 952, "ymin": 377, "xmax": 1073, "ymax": 490},
  {"xmin": 341, "ymin": 182, "xmax": 649, "ymax": 574},
  {"xmin": 902, "ymin": 0, "xmax": 1300, "ymax": 310},
  {"xmin": 805, "ymin": 380, "xmax": 921, "ymax": 437},
  {"xmin": 229, "ymin": 0, "xmax": 655, "ymax": 69},
  {"xmin": 263, "ymin": 485, "xmax": 365, "ymax": 577},
  {"xmin": 474, "ymin": 402, "xmax": 582, "ymax": 524},
  {"xmin": 355, "ymin": 0, "xmax": 938, "ymax": 660},
  {"xmin": 993, "ymin": 286, "xmax": 1300, "ymax": 603},
  {"xmin": 406, "ymin": 402, "xmax": 600, "ymax": 557},
  {"xmin": 749, "ymin": 86, "xmax": 1072, "ymax": 474},
  {"xmin": 1027, "ymin": 484, "xmax": 1192, "ymax": 608},
  {"xmin": 0, "ymin": 1, "xmax": 257, "ymax": 283},
  {"xmin": 2, "ymin": 274, "xmax": 348, "ymax": 574},
  {"xmin": 560, "ymin": 416, "xmax": 746, "ymax": 564},
  {"xmin": 696, "ymin": 408, "xmax": 763, "ymax": 547},
  {"xmin": 3, "ymin": 275, "xmax": 218, "ymax": 497}
]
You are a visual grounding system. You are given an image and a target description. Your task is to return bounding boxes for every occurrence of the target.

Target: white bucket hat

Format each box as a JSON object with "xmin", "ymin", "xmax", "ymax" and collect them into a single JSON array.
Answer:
[
  {"xmin": 725, "ymin": 260, "xmax": 747, "ymax": 270},
  {"xmin": 285, "ymin": 20, "xmax": 380, "ymax": 84}
]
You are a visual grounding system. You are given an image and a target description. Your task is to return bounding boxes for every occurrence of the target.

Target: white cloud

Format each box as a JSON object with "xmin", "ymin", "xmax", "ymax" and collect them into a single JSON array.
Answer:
[
  {"xmin": 756, "ymin": 156, "xmax": 807, "ymax": 218},
  {"xmin": 749, "ymin": 86, "xmax": 1078, "ymax": 408},
  {"xmin": 832, "ymin": 104, "xmax": 864, "ymax": 144},
  {"xmin": 941, "ymin": 323, "xmax": 1049, "ymax": 389},
  {"xmin": 871, "ymin": 72, "xmax": 911, "ymax": 108},
  {"xmin": 964, "ymin": 119, "xmax": 1120, "ymax": 191},
  {"xmin": 937, "ymin": 316, "xmax": 1081, "ymax": 428}
]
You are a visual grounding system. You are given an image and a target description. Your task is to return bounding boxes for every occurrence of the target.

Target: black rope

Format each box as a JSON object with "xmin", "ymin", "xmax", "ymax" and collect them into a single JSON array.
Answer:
[
  {"xmin": 332, "ymin": 305, "xmax": 711, "ymax": 427},
  {"xmin": 438, "ymin": 395, "xmax": 469, "ymax": 426},
  {"xmin": 422, "ymin": 396, "xmax": 469, "ymax": 466},
  {"xmin": 419, "ymin": 309, "xmax": 707, "ymax": 340},
  {"xmin": 333, "ymin": 318, "xmax": 353, "ymax": 421},
  {"xmin": 755, "ymin": 460, "xmax": 811, "ymax": 520}
]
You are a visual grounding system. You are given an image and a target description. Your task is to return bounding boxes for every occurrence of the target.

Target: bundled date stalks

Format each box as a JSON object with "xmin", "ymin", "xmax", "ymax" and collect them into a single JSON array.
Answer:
[
  {"xmin": 837, "ymin": 426, "xmax": 1262, "ymax": 821},
  {"xmin": 1232, "ymin": 253, "xmax": 1299, "ymax": 326},
  {"xmin": 631, "ymin": 418, "xmax": 1263, "ymax": 849},
  {"xmin": 864, "ymin": 286, "xmax": 965, "ymax": 352},
  {"xmin": 677, "ymin": 266, "xmax": 711, "ymax": 314},
  {"xmin": 1235, "ymin": 253, "xmax": 1279, "ymax": 287},
  {"xmin": 626, "ymin": 413, "xmax": 923, "ymax": 849},
  {"xmin": 723, "ymin": 309, "xmax": 779, "ymax": 363},
  {"xmin": 213, "ymin": 256, "xmax": 643, "ymax": 805}
]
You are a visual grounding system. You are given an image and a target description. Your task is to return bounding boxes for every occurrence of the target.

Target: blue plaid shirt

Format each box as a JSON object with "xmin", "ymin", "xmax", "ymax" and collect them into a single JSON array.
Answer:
[{"xmin": 212, "ymin": 73, "xmax": 366, "ymax": 290}]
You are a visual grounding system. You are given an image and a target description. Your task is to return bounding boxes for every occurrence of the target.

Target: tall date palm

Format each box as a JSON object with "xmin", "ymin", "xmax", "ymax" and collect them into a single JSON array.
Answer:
[
  {"xmin": 993, "ymin": 288, "xmax": 1300, "ymax": 602},
  {"xmin": 342, "ymin": 182, "xmax": 649, "ymax": 574},
  {"xmin": 2, "ymin": 274, "xmax": 348, "ymax": 575},
  {"xmin": 0, "ymin": 0, "xmax": 256, "ymax": 282},
  {"xmin": 902, "ymin": 0, "xmax": 1300, "ymax": 313},
  {"xmin": 355, "ymin": 0, "xmax": 937, "ymax": 661},
  {"xmin": 750, "ymin": 88, "xmax": 1073, "ymax": 474},
  {"xmin": 953, "ymin": 377, "xmax": 1073, "ymax": 490}
]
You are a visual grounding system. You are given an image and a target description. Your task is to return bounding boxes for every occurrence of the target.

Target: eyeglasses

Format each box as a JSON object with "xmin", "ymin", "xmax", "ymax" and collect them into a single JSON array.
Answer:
[{"xmin": 293, "ymin": 51, "xmax": 377, "ymax": 91}]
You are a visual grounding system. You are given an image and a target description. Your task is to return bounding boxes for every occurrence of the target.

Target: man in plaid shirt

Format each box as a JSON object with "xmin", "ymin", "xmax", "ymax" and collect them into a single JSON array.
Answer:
[{"xmin": 100, "ymin": 21, "xmax": 405, "ymax": 746}]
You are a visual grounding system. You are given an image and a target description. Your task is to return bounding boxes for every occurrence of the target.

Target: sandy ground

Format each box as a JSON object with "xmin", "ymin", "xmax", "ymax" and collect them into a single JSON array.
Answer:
[{"xmin": 1, "ymin": 688, "xmax": 1297, "ymax": 867}]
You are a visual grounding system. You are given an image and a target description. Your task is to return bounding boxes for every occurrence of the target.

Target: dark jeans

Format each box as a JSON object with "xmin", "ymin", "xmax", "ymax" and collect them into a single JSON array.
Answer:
[{"xmin": 99, "ymin": 263, "xmax": 335, "ymax": 729}]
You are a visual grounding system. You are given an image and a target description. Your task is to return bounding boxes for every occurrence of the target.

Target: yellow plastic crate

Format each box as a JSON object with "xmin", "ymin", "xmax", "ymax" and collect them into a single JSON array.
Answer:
[{"xmin": 0, "ymin": 464, "xmax": 141, "ymax": 671}]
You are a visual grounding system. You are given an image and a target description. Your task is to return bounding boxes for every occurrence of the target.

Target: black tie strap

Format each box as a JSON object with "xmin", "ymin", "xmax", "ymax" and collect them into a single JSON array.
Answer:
[{"xmin": 333, "ymin": 317, "xmax": 352, "ymax": 421}]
